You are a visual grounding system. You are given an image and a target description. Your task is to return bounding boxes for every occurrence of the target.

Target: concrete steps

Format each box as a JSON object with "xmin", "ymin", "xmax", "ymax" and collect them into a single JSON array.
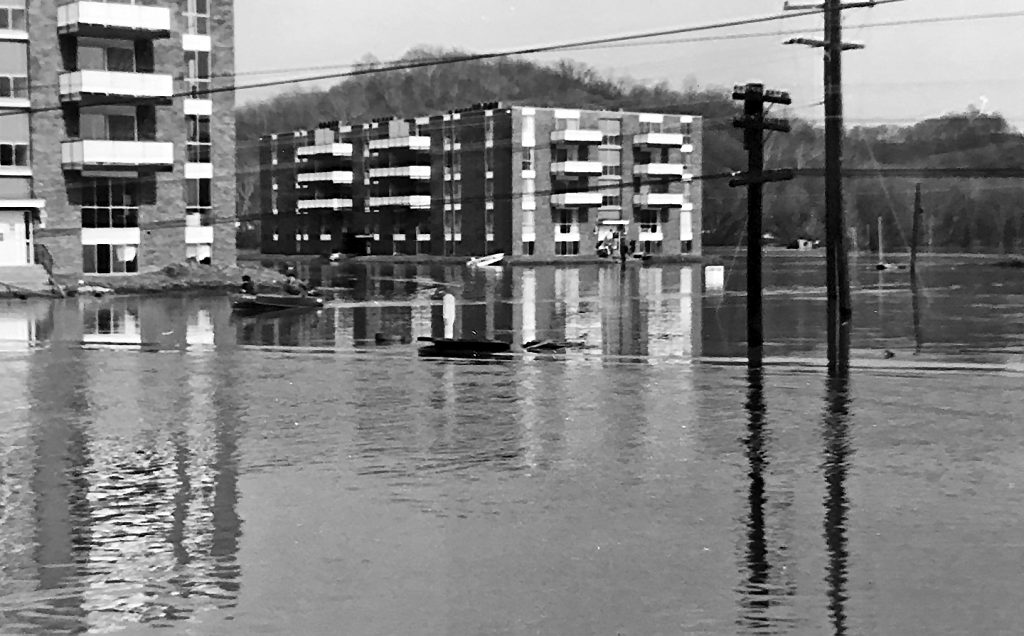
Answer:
[{"xmin": 0, "ymin": 265, "xmax": 53, "ymax": 295}]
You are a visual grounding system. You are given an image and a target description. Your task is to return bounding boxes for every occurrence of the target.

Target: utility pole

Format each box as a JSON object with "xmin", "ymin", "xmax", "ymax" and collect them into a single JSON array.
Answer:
[
  {"xmin": 785, "ymin": 0, "xmax": 876, "ymax": 376},
  {"xmin": 731, "ymin": 83, "xmax": 794, "ymax": 369}
]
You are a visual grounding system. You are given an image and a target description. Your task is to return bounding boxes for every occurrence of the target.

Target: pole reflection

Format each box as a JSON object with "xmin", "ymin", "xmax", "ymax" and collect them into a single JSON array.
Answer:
[
  {"xmin": 738, "ymin": 367, "xmax": 773, "ymax": 633},
  {"xmin": 822, "ymin": 373, "xmax": 853, "ymax": 635},
  {"xmin": 910, "ymin": 271, "xmax": 923, "ymax": 355}
]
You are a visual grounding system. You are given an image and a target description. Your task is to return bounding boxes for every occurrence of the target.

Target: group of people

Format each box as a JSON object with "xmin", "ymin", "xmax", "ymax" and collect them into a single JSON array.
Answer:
[{"xmin": 239, "ymin": 270, "xmax": 308, "ymax": 296}]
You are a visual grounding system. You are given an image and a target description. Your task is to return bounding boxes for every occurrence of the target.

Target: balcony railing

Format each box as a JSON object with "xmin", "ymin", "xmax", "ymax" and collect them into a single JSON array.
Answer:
[
  {"xmin": 296, "ymin": 199, "xmax": 353, "ymax": 211},
  {"xmin": 59, "ymin": 70, "xmax": 173, "ymax": 102},
  {"xmin": 551, "ymin": 192, "xmax": 603, "ymax": 207},
  {"xmin": 296, "ymin": 171, "xmax": 353, "ymax": 184},
  {"xmin": 550, "ymin": 129, "xmax": 603, "ymax": 144},
  {"xmin": 296, "ymin": 143, "xmax": 353, "ymax": 158},
  {"xmin": 57, "ymin": 1, "xmax": 172, "ymax": 38},
  {"xmin": 61, "ymin": 140, "xmax": 174, "ymax": 171},
  {"xmin": 634, "ymin": 132, "xmax": 685, "ymax": 147},
  {"xmin": 633, "ymin": 193, "xmax": 687, "ymax": 208},
  {"xmin": 551, "ymin": 161, "xmax": 603, "ymax": 176},
  {"xmin": 368, "ymin": 166, "xmax": 431, "ymax": 180},
  {"xmin": 369, "ymin": 195, "xmax": 431, "ymax": 209},
  {"xmin": 368, "ymin": 136, "xmax": 431, "ymax": 151},
  {"xmin": 633, "ymin": 163, "xmax": 687, "ymax": 178}
]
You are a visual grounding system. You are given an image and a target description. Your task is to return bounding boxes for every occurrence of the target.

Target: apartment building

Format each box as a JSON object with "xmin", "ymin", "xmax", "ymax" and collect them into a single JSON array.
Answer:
[
  {"xmin": 259, "ymin": 103, "xmax": 701, "ymax": 260},
  {"xmin": 0, "ymin": 0, "xmax": 235, "ymax": 276}
]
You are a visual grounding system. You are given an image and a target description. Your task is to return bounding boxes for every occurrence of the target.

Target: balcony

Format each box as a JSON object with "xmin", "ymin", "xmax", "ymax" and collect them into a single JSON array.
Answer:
[
  {"xmin": 297, "ymin": 171, "xmax": 353, "ymax": 184},
  {"xmin": 550, "ymin": 129, "xmax": 603, "ymax": 144},
  {"xmin": 61, "ymin": 140, "xmax": 174, "ymax": 171},
  {"xmin": 59, "ymin": 71, "xmax": 173, "ymax": 103},
  {"xmin": 633, "ymin": 163, "xmax": 687, "ymax": 179},
  {"xmin": 634, "ymin": 132, "xmax": 685, "ymax": 147},
  {"xmin": 368, "ymin": 136, "xmax": 431, "ymax": 151},
  {"xmin": 57, "ymin": 1, "xmax": 172, "ymax": 39},
  {"xmin": 296, "ymin": 198, "xmax": 353, "ymax": 211},
  {"xmin": 369, "ymin": 195, "xmax": 431, "ymax": 210},
  {"xmin": 551, "ymin": 192, "xmax": 602, "ymax": 207},
  {"xmin": 369, "ymin": 166, "xmax": 431, "ymax": 180},
  {"xmin": 296, "ymin": 143, "xmax": 353, "ymax": 158},
  {"xmin": 633, "ymin": 193, "xmax": 688, "ymax": 208},
  {"xmin": 551, "ymin": 161, "xmax": 603, "ymax": 176}
]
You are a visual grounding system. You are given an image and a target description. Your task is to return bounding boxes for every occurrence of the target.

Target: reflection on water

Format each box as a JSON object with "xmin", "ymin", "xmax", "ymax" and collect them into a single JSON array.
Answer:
[{"xmin": 822, "ymin": 374, "xmax": 852, "ymax": 636}]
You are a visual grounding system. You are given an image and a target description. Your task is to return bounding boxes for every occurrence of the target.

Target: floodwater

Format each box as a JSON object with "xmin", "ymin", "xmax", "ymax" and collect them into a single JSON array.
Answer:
[{"xmin": 0, "ymin": 254, "xmax": 1022, "ymax": 635}]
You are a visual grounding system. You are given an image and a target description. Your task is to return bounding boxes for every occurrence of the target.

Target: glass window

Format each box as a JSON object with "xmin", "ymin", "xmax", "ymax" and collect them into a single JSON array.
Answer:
[
  {"xmin": 0, "ymin": 142, "xmax": 28, "ymax": 166},
  {"xmin": 600, "ymin": 148, "xmax": 621, "ymax": 176},
  {"xmin": 485, "ymin": 180, "xmax": 494, "ymax": 199},
  {"xmin": 521, "ymin": 114, "xmax": 534, "ymax": 141},
  {"xmin": 599, "ymin": 119, "xmax": 621, "ymax": 145},
  {"xmin": 0, "ymin": 75, "xmax": 29, "ymax": 98},
  {"xmin": 640, "ymin": 121, "xmax": 663, "ymax": 134},
  {"xmin": 555, "ymin": 118, "xmax": 579, "ymax": 131},
  {"xmin": 521, "ymin": 147, "xmax": 533, "ymax": 171}
]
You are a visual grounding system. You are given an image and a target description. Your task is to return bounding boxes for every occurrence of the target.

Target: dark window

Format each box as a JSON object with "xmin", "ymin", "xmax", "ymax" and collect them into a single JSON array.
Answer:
[{"xmin": 521, "ymin": 241, "xmax": 535, "ymax": 256}]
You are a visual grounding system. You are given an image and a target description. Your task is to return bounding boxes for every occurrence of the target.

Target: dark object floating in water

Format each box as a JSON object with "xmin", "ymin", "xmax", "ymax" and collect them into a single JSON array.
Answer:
[
  {"xmin": 884, "ymin": 350, "xmax": 896, "ymax": 359},
  {"xmin": 417, "ymin": 336, "xmax": 511, "ymax": 357},
  {"xmin": 375, "ymin": 333, "xmax": 411, "ymax": 345},
  {"xmin": 231, "ymin": 293, "xmax": 323, "ymax": 313},
  {"xmin": 875, "ymin": 262, "xmax": 908, "ymax": 271}
]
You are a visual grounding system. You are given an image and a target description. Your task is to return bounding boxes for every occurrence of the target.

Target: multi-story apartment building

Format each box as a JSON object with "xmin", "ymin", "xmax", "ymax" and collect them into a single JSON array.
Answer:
[
  {"xmin": 0, "ymin": 0, "xmax": 235, "ymax": 276},
  {"xmin": 259, "ymin": 103, "xmax": 701, "ymax": 261}
]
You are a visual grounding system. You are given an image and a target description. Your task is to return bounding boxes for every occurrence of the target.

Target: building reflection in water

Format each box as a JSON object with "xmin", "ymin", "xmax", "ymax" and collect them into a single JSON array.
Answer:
[
  {"xmin": 0, "ymin": 299, "xmax": 53, "ymax": 349},
  {"xmin": 0, "ymin": 296, "xmax": 243, "ymax": 633},
  {"xmin": 822, "ymin": 374, "xmax": 853, "ymax": 635}
]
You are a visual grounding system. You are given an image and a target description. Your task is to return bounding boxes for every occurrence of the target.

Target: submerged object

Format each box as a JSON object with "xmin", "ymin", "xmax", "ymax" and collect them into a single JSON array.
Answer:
[{"xmin": 231, "ymin": 293, "xmax": 323, "ymax": 313}]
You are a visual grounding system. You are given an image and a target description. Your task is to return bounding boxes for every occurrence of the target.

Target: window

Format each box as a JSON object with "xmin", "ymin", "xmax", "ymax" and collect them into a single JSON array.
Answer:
[
  {"xmin": 521, "ymin": 148, "xmax": 534, "ymax": 171},
  {"xmin": 80, "ymin": 109, "xmax": 137, "ymax": 141},
  {"xmin": 681, "ymin": 240, "xmax": 693, "ymax": 253},
  {"xmin": 186, "ymin": 244, "xmax": 212, "ymax": 264},
  {"xmin": 82, "ymin": 244, "xmax": 139, "ymax": 274},
  {"xmin": 0, "ymin": 75, "xmax": 28, "ymax": 99},
  {"xmin": 485, "ymin": 147, "xmax": 494, "ymax": 174},
  {"xmin": 0, "ymin": 6, "xmax": 27, "ymax": 31},
  {"xmin": 0, "ymin": 143, "xmax": 29, "ymax": 166},
  {"xmin": 78, "ymin": 43, "xmax": 135, "ymax": 72},
  {"xmin": 683, "ymin": 181, "xmax": 692, "ymax": 204},
  {"xmin": 187, "ymin": 115, "xmax": 211, "ymax": 163},
  {"xmin": 453, "ymin": 210, "xmax": 462, "ymax": 239},
  {"xmin": 522, "ymin": 208, "xmax": 535, "ymax": 235},
  {"xmin": 452, "ymin": 151, "xmax": 461, "ymax": 174},
  {"xmin": 453, "ymin": 181, "xmax": 462, "ymax": 201},
  {"xmin": 185, "ymin": 178, "xmax": 212, "ymax": 223},
  {"xmin": 555, "ymin": 241, "xmax": 579, "ymax": 256},
  {"xmin": 602, "ymin": 189, "xmax": 621, "ymax": 208},
  {"xmin": 81, "ymin": 179, "xmax": 139, "ymax": 228},
  {"xmin": 485, "ymin": 180, "xmax": 494, "ymax": 200},
  {"xmin": 557, "ymin": 209, "xmax": 573, "ymax": 234},
  {"xmin": 485, "ymin": 209, "xmax": 494, "ymax": 240},
  {"xmin": 485, "ymin": 116, "xmax": 494, "ymax": 142},
  {"xmin": 522, "ymin": 179, "xmax": 535, "ymax": 209},
  {"xmin": 640, "ymin": 240, "xmax": 662, "ymax": 255},
  {"xmin": 555, "ymin": 117, "xmax": 579, "ymax": 131},
  {"xmin": 521, "ymin": 114, "xmax": 534, "ymax": 142},
  {"xmin": 682, "ymin": 122, "xmax": 693, "ymax": 145},
  {"xmin": 521, "ymin": 241, "xmax": 534, "ymax": 256},
  {"xmin": 599, "ymin": 119, "xmax": 621, "ymax": 145},
  {"xmin": 600, "ymin": 148, "xmax": 621, "ymax": 176},
  {"xmin": 184, "ymin": 0, "xmax": 210, "ymax": 35},
  {"xmin": 185, "ymin": 50, "xmax": 211, "ymax": 98},
  {"xmin": 640, "ymin": 121, "xmax": 663, "ymax": 134},
  {"xmin": 639, "ymin": 210, "xmax": 660, "ymax": 234}
]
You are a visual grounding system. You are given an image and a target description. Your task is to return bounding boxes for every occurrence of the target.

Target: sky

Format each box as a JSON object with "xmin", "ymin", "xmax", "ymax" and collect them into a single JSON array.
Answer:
[{"xmin": 234, "ymin": 0, "xmax": 1024, "ymax": 127}]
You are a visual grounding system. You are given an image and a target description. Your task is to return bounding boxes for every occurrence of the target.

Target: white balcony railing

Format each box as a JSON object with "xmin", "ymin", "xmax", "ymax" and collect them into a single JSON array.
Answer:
[
  {"xmin": 551, "ymin": 192, "xmax": 603, "ymax": 207},
  {"xmin": 57, "ymin": 1, "xmax": 172, "ymax": 37},
  {"xmin": 551, "ymin": 161, "xmax": 603, "ymax": 176},
  {"xmin": 61, "ymin": 140, "xmax": 174, "ymax": 170},
  {"xmin": 368, "ymin": 136, "xmax": 431, "ymax": 151},
  {"xmin": 296, "ymin": 171, "xmax": 353, "ymax": 184},
  {"xmin": 634, "ymin": 132, "xmax": 685, "ymax": 147},
  {"xmin": 59, "ymin": 71, "xmax": 173, "ymax": 101},
  {"xmin": 296, "ymin": 198, "xmax": 353, "ymax": 211},
  {"xmin": 633, "ymin": 163, "xmax": 687, "ymax": 178},
  {"xmin": 633, "ymin": 193, "xmax": 687, "ymax": 208},
  {"xmin": 296, "ymin": 143, "xmax": 353, "ymax": 158},
  {"xmin": 369, "ymin": 195, "xmax": 431, "ymax": 209},
  {"xmin": 550, "ymin": 129, "xmax": 603, "ymax": 144},
  {"xmin": 369, "ymin": 166, "xmax": 431, "ymax": 180}
]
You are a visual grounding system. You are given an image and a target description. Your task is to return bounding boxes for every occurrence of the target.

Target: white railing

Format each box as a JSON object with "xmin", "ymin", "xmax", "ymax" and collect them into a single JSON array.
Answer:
[
  {"xmin": 57, "ymin": 1, "xmax": 171, "ymax": 35},
  {"xmin": 296, "ymin": 142, "xmax": 353, "ymax": 158},
  {"xmin": 634, "ymin": 193, "xmax": 686, "ymax": 207},
  {"xmin": 551, "ymin": 161, "xmax": 603, "ymax": 175},
  {"xmin": 368, "ymin": 136, "xmax": 431, "ymax": 151},
  {"xmin": 633, "ymin": 163, "xmax": 686, "ymax": 178},
  {"xmin": 551, "ymin": 192, "xmax": 602, "ymax": 207},
  {"xmin": 185, "ymin": 226, "xmax": 214, "ymax": 245},
  {"xmin": 369, "ymin": 165, "xmax": 431, "ymax": 179},
  {"xmin": 296, "ymin": 198, "xmax": 353, "ymax": 210},
  {"xmin": 634, "ymin": 132, "xmax": 685, "ymax": 146},
  {"xmin": 297, "ymin": 171, "xmax": 353, "ymax": 184},
  {"xmin": 59, "ymin": 71, "xmax": 173, "ymax": 100},
  {"xmin": 369, "ymin": 195, "xmax": 431, "ymax": 209},
  {"xmin": 61, "ymin": 140, "xmax": 174, "ymax": 169},
  {"xmin": 550, "ymin": 129, "xmax": 603, "ymax": 144}
]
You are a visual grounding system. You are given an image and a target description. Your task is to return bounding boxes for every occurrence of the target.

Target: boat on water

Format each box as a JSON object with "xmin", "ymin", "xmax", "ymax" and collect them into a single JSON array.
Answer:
[
  {"xmin": 467, "ymin": 253, "xmax": 504, "ymax": 268},
  {"xmin": 417, "ymin": 336, "xmax": 511, "ymax": 358},
  {"xmin": 231, "ymin": 293, "xmax": 324, "ymax": 313}
]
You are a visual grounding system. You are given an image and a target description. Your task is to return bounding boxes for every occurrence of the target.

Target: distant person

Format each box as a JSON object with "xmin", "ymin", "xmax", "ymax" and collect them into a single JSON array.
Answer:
[
  {"xmin": 283, "ymin": 272, "xmax": 307, "ymax": 296},
  {"xmin": 240, "ymin": 275, "xmax": 256, "ymax": 295}
]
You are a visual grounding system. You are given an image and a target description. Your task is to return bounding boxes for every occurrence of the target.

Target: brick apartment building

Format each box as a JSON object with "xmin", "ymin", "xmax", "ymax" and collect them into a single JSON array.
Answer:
[
  {"xmin": 259, "ymin": 103, "xmax": 701, "ymax": 260},
  {"xmin": 0, "ymin": 0, "xmax": 235, "ymax": 276}
]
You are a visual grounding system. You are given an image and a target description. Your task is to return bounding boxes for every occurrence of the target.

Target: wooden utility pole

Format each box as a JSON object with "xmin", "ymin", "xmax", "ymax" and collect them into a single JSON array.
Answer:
[
  {"xmin": 731, "ymin": 83, "xmax": 794, "ymax": 369},
  {"xmin": 785, "ymin": 0, "xmax": 876, "ymax": 376}
]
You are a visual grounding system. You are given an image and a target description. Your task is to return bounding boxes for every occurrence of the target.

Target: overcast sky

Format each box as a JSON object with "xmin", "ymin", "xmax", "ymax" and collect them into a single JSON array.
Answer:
[{"xmin": 235, "ymin": 0, "xmax": 1024, "ymax": 127}]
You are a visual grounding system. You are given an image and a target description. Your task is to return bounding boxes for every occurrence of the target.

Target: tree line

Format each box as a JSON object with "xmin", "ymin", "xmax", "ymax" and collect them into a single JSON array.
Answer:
[{"xmin": 236, "ymin": 48, "xmax": 1024, "ymax": 253}]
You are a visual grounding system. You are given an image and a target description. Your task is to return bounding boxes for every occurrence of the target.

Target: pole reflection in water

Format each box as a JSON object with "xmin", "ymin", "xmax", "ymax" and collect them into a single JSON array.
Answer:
[
  {"xmin": 822, "ymin": 373, "xmax": 852, "ymax": 635},
  {"xmin": 911, "ymin": 271, "xmax": 923, "ymax": 355},
  {"xmin": 739, "ymin": 367, "xmax": 773, "ymax": 632}
]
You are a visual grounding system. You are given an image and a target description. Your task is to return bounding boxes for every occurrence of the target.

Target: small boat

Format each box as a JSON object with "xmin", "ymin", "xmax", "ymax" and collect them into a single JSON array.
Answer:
[
  {"xmin": 467, "ymin": 253, "xmax": 504, "ymax": 268},
  {"xmin": 417, "ymin": 336, "xmax": 511, "ymax": 357},
  {"xmin": 231, "ymin": 293, "xmax": 323, "ymax": 313}
]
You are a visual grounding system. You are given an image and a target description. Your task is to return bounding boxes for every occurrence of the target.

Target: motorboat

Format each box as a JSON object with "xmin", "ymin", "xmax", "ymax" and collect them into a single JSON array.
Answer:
[
  {"xmin": 417, "ymin": 336, "xmax": 512, "ymax": 358},
  {"xmin": 231, "ymin": 293, "xmax": 323, "ymax": 313},
  {"xmin": 467, "ymin": 253, "xmax": 504, "ymax": 268}
]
